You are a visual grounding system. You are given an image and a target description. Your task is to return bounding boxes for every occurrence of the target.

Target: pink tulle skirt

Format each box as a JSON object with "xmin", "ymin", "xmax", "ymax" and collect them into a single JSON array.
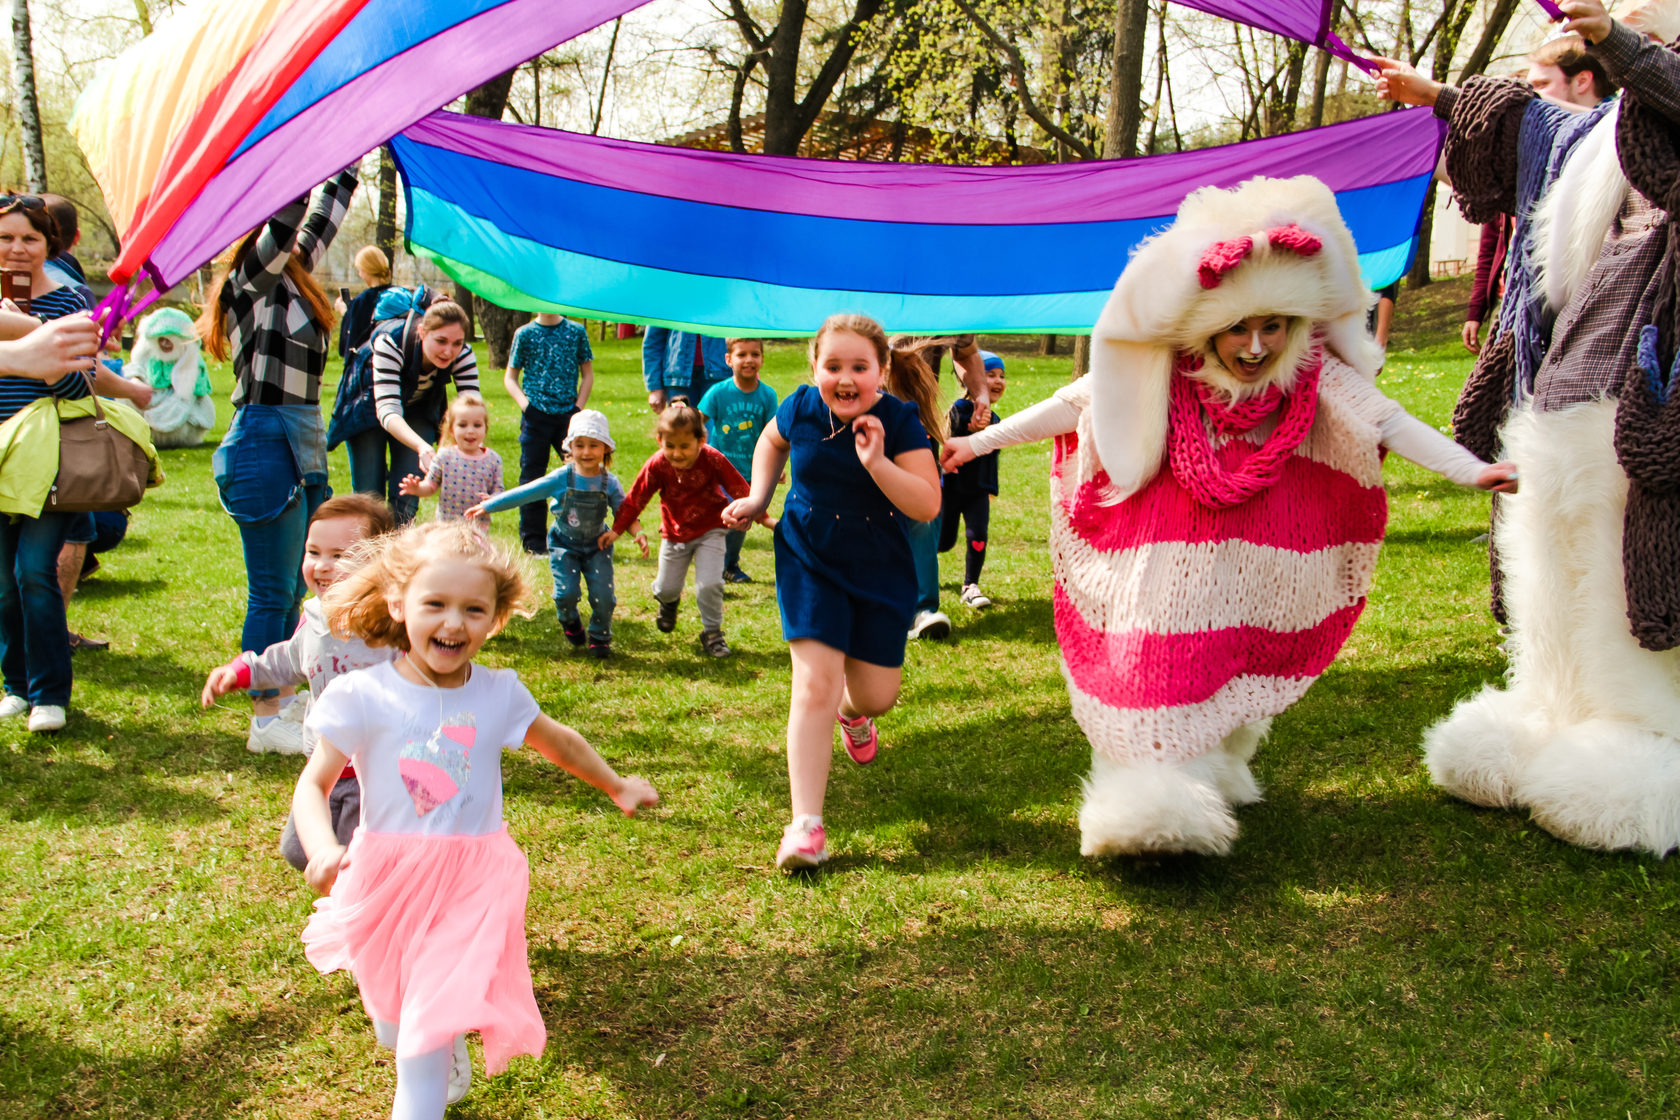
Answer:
[{"xmin": 301, "ymin": 826, "xmax": 546, "ymax": 1072}]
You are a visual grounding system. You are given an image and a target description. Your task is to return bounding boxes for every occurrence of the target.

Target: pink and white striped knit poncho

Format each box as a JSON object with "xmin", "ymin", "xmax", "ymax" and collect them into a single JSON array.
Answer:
[{"xmin": 1051, "ymin": 347, "xmax": 1389, "ymax": 764}]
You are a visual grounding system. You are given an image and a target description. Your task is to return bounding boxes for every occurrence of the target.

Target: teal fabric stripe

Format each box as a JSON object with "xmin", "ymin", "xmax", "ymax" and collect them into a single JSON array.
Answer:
[{"xmin": 407, "ymin": 188, "xmax": 1418, "ymax": 335}]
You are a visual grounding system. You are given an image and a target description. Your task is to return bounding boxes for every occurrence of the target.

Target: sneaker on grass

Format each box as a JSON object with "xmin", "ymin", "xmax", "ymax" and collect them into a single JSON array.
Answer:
[
  {"xmin": 27, "ymin": 705, "xmax": 66, "ymax": 733},
  {"xmin": 908, "ymin": 609, "xmax": 952, "ymax": 641},
  {"xmin": 775, "ymin": 815, "xmax": 827, "ymax": 871},
  {"xmin": 656, "ymin": 598, "xmax": 679, "ymax": 633},
  {"xmin": 0, "ymin": 694, "xmax": 27, "ymax": 720}
]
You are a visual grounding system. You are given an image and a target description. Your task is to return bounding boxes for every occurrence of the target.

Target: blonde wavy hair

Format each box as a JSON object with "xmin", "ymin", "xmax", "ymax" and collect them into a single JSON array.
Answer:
[{"xmin": 322, "ymin": 520, "xmax": 533, "ymax": 650}]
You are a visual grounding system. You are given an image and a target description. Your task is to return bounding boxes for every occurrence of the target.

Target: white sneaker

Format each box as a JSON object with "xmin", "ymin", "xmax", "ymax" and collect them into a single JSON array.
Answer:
[
  {"xmin": 960, "ymin": 584, "xmax": 992, "ymax": 610},
  {"xmin": 27, "ymin": 705, "xmax": 66, "ymax": 733},
  {"xmin": 246, "ymin": 700, "xmax": 307, "ymax": 755},
  {"xmin": 446, "ymin": 1034, "xmax": 472, "ymax": 1104},
  {"xmin": 908, "ymin": 609, "xmax": 952, "ymax": 641},
  {"xmin": 0, "ymin": 694, "xmax": 27, "ymax": 719}
]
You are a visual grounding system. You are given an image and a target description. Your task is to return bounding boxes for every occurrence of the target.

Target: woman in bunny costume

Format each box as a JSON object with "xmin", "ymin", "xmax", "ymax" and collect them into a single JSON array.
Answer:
[{"xmin": 943, "ymin": 175, "xmax": 1516, "ymax": 856}]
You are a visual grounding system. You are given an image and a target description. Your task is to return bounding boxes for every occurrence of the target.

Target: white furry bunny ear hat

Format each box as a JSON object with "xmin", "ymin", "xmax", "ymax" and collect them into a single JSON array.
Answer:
[{"xmin": 1087, "ymin": 174, "xmax": 1382, "ymax": 495}]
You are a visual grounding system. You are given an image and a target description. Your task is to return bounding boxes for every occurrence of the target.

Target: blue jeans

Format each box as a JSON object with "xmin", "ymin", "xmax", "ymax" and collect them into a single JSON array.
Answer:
[
  {"xmin": 518, "ymin": 405, "xmax": 576, "ymax": 553},
  {"xmin": 724, "ymin": 528, "xmax": 746, "ymax": 571},
  {"xmin": 0, "ymin": 510, "xmax": 73, "ymax": 706},
  {"xmin": 345, "ymin": 426, "xmax": 398, "ymax": 507},
  {"xmin": 387, "ymin": 414, "xmax": 440, "ymax": 525},
  {"xmin": 905, "ymin": 512, "xmax": 941, "ymax": 615},
  {"xmin": 552, "ymin": 543, "xmax": 616, "ymax": 642},
  {"xmin": 214, "ymin": 405, "xmax": 328, "ymax": 693}
]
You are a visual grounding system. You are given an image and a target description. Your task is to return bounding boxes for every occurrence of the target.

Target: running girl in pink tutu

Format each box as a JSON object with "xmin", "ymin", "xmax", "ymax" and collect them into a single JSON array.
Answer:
[{"xmin": 289, "ymin": 519, "xmax": 657, "ymax": 1118}]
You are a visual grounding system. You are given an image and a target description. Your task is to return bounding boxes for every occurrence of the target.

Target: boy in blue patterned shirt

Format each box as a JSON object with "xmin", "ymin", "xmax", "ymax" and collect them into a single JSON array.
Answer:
[
  {"xmin": 697, "ymin": 338, "xmax": 777, "ymax": 583},
  {"xmin": 505, "ymin": 313, "xmax": 595, "ymax": 553}
]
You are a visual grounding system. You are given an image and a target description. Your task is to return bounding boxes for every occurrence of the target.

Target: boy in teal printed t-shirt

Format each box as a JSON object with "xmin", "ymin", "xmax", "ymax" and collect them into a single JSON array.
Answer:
[
  {"xmin": 505, "ymin": 312, "xmax": 594, "ymax": 555},
  {"xmin": 697, "ymin": 338, "xmax": 778, "ymax": 583}
]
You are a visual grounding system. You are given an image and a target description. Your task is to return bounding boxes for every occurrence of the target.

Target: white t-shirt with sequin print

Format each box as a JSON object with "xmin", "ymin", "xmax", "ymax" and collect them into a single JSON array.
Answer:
[{"xmin": 307, "ymin": 661, "xmax": 541, "ymax": 836}]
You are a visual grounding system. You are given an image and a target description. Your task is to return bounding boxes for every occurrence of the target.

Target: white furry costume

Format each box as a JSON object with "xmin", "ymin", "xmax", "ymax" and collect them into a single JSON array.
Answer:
[
  {"xmin": 969, "ymin": 176, "xmax": 1490, "ymax": 856},
  {"xmin": 1423, "ymin": 16, "xmax": 1680, "ymax": 856},
  {"xmin": 126, "ymin": 307, "xmax": 215, "ymax": 448}
]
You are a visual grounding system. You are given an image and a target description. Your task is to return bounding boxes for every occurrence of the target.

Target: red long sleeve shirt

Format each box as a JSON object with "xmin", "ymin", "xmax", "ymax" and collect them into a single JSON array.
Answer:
[{"xmin": 612, "ymin": 444, "xmax": 750, "ymax": 542}]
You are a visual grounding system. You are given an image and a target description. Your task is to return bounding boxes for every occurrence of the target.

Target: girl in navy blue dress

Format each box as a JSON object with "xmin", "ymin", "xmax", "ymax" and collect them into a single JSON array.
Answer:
[{"xmin": 723, "ymin": 314, "xmax": 943, "ymax": 870}]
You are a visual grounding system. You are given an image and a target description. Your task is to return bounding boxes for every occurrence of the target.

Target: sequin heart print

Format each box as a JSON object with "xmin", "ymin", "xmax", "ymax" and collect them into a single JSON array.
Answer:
[{"xmin": 398, "ymin": 712, "xmax": 477, "ymax": 816}]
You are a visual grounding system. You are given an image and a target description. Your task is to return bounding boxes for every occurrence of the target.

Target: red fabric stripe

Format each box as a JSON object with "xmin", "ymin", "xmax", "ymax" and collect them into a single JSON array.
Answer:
[
  {"xmin": 1054, "ymin": 430, "xmax": 1388, "ymax": 553},
  {"xmin": 113, "ymin": 0, "xmax": 375, "ymax": 282},
  {"xmin": 1054, "ymin": 586, "xmax": 1366, "ymax": 709}
]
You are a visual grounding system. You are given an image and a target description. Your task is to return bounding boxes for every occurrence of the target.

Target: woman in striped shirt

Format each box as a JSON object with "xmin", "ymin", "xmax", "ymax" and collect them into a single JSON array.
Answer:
[
  {"xmin": 368, "ymin": 298, "xmax": 480, "ymax": 524},
  {"xmin": 0, "ymin": 195, "xmax": 151, "ymax": 733},
  {"xmin": 197, "ymin": 170, "xmax": 356, "ymax": 753}
]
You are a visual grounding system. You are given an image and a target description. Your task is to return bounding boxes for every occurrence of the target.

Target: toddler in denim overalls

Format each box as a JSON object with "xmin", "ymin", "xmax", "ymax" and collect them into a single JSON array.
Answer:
[{"xmin": 471, "ymin": 410, "xmax": 645, "ymax": 658}]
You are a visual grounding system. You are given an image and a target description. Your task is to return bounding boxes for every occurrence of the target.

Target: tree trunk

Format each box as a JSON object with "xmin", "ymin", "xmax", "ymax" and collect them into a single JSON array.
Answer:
[
  {"xmin": 1076, "ymin": 0, "xmax": 1150, "ymax": 376},
  {"xmin": 1457, "ymin": 0, "xmax": 1520, "ymax": 81},
  {"xmin": 1406, "ymin": 180, "xmax": 1437, "ymax": 289},
  {"xmin": 460, "ymin": 71, "xmax": 529, "ymax": 365},
  {"xmin": 375, "ymin": 147, "xmax": 399, "ymax": 263},
  {"xmin": 12, "ymin": 0, "xmax": 47, "ymax": 193},
  {"xmin": 131, "ymin": 0, "xmax": 151, "ymax": 34}
]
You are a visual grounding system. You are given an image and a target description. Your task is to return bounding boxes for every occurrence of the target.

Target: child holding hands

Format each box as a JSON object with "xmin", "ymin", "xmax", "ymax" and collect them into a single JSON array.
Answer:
[
  {"xmin": 603, "ymin": 401, "xmax": 755, "ymax": 658},
  {"xmin": 722, "ymin": 313, "xmax": 943, "ymax": 870},
  {"xmin": 469, "ymin": 409, "xmax": 647, "ymax": 659},
  {"xmin": 293, "ymin": 520, "xmax": 657, "ymax": 1117},
  {"xmin": 399, "ymin": 391, "xmax": 503, "ymax": 528}
]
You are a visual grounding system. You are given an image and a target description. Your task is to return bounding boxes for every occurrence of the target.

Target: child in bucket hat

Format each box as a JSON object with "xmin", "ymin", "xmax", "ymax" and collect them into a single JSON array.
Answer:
[{"xmin": 469, "ymin": 409, "xmax": 646, "ymax": 658}]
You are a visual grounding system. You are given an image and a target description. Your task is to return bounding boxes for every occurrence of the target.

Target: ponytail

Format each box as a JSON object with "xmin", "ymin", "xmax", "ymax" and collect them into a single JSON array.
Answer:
[{"xmin": 884, "ymin": 339, "xmax": 948, "ymax": 447}]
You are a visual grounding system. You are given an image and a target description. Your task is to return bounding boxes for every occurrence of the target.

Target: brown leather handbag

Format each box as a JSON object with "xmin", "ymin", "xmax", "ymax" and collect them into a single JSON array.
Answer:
[{"xmin": 49, "ymin": 372, "xmax": 150, "ymax": 513}]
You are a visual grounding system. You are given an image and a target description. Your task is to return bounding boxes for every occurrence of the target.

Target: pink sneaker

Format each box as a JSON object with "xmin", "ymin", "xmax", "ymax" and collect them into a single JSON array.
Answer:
[
  {"xmin": 836, "ymin": 711, "xmax": 878, "ymax": 765},
  {"xmin": 775, "ymin": 815, "xmax": 827, "ymax": 870}
]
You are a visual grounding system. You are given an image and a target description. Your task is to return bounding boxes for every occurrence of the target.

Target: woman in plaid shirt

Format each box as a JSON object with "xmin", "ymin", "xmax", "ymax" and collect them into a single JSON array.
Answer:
[{"xmin": 198, "ymin": 169, "xmax": 356, "ymax": 752}]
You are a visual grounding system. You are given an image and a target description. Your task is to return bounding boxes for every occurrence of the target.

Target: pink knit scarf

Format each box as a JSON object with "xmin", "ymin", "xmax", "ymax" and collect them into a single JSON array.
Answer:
[{"xmin": 1167, "ymin": 349, "xmax": 1322, "ymax": 509}]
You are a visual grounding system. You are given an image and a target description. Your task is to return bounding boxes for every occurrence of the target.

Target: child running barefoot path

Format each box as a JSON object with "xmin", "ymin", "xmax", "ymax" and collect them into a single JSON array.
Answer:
[
  {"xmin": 292, "ymin": 521, "xmax": 657, "ymax": 1119},
  {"xmin": 603, "ymin": 401, "xmax": 756, "ymax": 658},
  {"xmin": 722, "ymin": 314, "xmax": 942, "ymax": 870},
  {"xmin": 201, "ymin": 494, "xmax": 398, "ymax": 870},
  {"xmin": 400, "ymin": 391, "xmax": 503, "ymax": 529},
  {"xmin": 469, "ymin": 409, "xmax": 648, "ymax": 659}
]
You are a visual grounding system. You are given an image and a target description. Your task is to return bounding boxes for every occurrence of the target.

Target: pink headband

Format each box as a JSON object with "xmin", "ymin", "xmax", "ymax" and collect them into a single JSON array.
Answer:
[{"xmin": 1197, "ymin": 224, "xmax": 1323, "ymax": 290}]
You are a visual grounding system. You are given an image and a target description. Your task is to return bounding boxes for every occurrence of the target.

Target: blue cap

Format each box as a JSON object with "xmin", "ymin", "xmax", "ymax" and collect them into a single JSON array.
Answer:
[{"xmin": 980, "ymin": 350, "xmax": 1005, "ymax": 372}]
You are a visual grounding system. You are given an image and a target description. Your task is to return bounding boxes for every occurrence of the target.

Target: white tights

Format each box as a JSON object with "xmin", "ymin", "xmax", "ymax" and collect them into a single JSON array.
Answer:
[{"xmin": 374, "ymin": 1019, "xmax": 450, "ymax": 1120}]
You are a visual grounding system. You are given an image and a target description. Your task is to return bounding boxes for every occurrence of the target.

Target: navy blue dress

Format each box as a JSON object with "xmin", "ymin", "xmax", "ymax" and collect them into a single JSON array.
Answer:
[{"xmin": 773, "ymin": 384, "xmax": 932, "ymax": 667}]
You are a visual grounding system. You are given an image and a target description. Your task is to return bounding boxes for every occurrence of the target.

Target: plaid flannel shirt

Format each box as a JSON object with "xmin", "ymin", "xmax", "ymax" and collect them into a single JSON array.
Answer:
[{"xmin": 223, "ymin": 169, "xmax": 357, "ymax": 408}]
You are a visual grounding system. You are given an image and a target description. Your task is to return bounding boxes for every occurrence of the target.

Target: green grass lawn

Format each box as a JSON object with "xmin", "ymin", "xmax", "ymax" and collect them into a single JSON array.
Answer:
[{"xmin": 2, "ymin": 315, "xmax": 1677, "ymax": 1119}]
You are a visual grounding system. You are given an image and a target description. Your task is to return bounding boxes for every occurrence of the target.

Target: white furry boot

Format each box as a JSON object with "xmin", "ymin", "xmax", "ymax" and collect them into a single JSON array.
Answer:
[
  {"xmin": 1078, "ymin": 722, "xmax": 1269, "ymax": 857},
  {"xmin": 1426, "ymin": 404, "xmax": 1680, "ymax": 855}
]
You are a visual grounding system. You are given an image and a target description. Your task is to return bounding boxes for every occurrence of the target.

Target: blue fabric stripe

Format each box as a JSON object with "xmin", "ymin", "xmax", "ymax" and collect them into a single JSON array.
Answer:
[
  {"xmin": 405, "ymin": 190, "xmax": 1417, "ymax": 335},
  {"xmin": 393, "ymin": 134, "xmax": 1432, "ymax": 298},
  {"xmin": 232, "ymin": 0, "xmax": 517, "ymax": 159}
]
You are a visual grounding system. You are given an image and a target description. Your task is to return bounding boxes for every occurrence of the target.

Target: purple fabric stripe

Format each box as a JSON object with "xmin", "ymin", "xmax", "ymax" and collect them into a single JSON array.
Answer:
[
  {"xmin": 398, "ymin": 107, "xmax": 1443, "ymax": 229},
  {"xmin": 147, "ymin": 0, "xmax": 643, "ymax": 287},
  {"xmin": 1171, "ymin": 0, "xmax": 1328, "ymax": 42}
]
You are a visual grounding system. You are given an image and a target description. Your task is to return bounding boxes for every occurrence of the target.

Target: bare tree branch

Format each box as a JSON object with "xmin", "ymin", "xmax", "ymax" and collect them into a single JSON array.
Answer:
[{"xmin": 953, "ymin": 0, "xmax": 1097, "ymax": 159}]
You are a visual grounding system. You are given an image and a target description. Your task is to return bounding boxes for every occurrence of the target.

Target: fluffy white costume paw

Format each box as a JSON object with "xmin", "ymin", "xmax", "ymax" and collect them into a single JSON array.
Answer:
[
  {"xmin": 1078, "ymin": 735, "xmax": 1267, "ymax": 857},
  {"xmin": 1421, "ymin": 685, "xmax": 1544, "ymax": 808},
  {"xmin": 1519, "ymin": 720, "xmax": 1680, "ymax": 856}
]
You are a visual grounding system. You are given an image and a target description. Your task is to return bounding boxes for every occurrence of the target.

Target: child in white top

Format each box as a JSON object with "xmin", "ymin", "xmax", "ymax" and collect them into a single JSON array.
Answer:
[
  {"xmin": 399, "ymin": 391, "xmax": 504, "ymax": 527},
  {"xmin": 201, "ymin": 493, "xmax": 398, "ymax": 871},
  {"xmin": 292, "ymin": 520, "xmax": 657, "ymax": 1117}
]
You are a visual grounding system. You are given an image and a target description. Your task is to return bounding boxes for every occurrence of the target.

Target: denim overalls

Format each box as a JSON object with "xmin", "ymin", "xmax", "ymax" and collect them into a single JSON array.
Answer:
[{"xmin": 550, "ymin": 476, "xmax": 617, "ymax": 642}]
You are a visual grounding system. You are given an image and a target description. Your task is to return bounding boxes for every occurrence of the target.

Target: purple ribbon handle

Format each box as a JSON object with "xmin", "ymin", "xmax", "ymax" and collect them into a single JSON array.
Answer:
[{"xmin": 1533, "ymin": 0, "xmax": 1565, "ymax": 19}]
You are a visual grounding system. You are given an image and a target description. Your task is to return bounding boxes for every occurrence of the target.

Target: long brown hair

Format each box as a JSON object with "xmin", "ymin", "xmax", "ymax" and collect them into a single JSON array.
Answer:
[
  {"xmin": 196, "ymin": 228, "xmax": 337, "ymax": 362},
  {"xmin": 811, "ymin": 315, "xmax": 948, "ymax": 446}
]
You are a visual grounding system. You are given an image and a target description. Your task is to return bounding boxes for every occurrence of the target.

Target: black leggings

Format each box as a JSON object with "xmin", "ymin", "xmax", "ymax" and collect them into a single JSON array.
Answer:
[{"xmin": 939, "ymin": 486, "xmax": 990, "ymax": 585}]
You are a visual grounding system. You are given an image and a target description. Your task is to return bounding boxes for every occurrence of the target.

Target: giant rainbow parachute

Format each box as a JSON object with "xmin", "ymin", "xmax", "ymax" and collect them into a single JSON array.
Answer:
[{"xmin": 71, "ymin": 0, "xmax": 1445, "ymax": 333}]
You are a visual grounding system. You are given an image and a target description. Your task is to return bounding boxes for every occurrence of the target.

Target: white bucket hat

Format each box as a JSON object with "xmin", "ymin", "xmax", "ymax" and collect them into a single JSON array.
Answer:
[{"xmin": 563, "ymin": 408, "xmax": 615, "ymax": 452}]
